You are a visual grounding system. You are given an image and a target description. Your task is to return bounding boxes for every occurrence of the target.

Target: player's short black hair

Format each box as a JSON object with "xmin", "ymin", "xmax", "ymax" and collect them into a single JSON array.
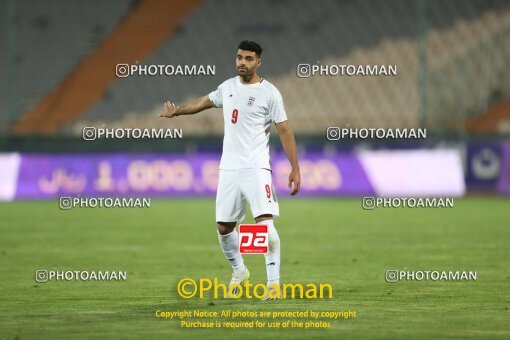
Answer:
[{"xmin": 237, "ymin": 40, "xmax": 262, "ymax": 57}]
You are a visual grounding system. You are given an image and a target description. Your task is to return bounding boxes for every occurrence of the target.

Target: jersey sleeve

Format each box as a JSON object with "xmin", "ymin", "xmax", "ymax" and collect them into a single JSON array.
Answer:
[
  {"xmin": 208, "ymin": 83, "xmax": 224, "ymax": 108},
  {"xmin": 268, "ymin": 87, "xmax": 288, "ymax": 123}
]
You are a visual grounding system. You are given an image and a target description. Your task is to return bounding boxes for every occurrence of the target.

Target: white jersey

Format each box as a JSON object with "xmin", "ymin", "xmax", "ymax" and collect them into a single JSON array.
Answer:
[{"xmin": 208, "ymin": 76, "xmax": 287, "ymax": 170}]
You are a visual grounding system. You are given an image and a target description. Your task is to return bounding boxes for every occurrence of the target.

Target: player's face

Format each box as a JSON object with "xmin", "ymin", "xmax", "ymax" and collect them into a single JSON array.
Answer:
[{"xmin": 236, "ymin": 49, "xmax": 261, "ymax": 77}]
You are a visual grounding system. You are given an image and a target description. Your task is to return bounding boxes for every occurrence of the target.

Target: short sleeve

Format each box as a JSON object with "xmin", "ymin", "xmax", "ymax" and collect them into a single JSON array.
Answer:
[
  {"xmin": 208, "ymin": 84, "xmax": 223, "ymax": 108},
  {"xmin": 268, "ymin": 88, "xmax": 288, "ymax": 123}
]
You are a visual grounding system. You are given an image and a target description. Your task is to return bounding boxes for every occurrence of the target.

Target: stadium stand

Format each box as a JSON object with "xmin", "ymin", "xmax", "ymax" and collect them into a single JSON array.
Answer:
[
  {"xmin": 2, "ymin": 0, "xmax": 510, "ymax": 135},
  {"xmin": 71, "ymin": 0, "xmax": 510, "ymax": 135},
  {"xmin": 466, "ymin": 94, "xmax": 510, "ymax": 133},
  {"xmin": 0, "ymin": 0, "xmax": 135, "ymax": 131},
  {"xmin": 13, "ymin": 0, "xmax": 204, "ymax": 134}
]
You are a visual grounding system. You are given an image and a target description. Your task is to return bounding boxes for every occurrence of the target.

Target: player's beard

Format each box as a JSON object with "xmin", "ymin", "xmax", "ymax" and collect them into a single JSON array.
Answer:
[{"xmin": 237, "ymin": 66, "xmax": 253, "ymax": 78}]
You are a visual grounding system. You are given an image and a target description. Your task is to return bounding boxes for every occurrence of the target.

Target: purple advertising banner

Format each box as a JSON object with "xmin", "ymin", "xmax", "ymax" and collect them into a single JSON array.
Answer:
[
  {"xmin": 466, "ymin": 143, "xmax": 502, "ymax": 189},
  {"xmin": 498, "ymin": 142, "xmax": 510, "ymax": 195},
  {"xmin": 14, "ymin": 153, "xmax": 374, "ymax": 199}
]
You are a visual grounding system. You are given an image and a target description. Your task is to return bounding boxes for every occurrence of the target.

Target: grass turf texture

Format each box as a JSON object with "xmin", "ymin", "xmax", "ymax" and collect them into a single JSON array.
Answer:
[{"xmin": 0, "ymin": 198, "xmax": 508, "ymax": 339}]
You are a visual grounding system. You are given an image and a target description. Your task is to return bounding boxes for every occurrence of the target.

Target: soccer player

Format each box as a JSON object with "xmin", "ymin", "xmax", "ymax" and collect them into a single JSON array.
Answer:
[{"xmin": 160, "ymin": 40, "xmax": 300, "ymax": 300}]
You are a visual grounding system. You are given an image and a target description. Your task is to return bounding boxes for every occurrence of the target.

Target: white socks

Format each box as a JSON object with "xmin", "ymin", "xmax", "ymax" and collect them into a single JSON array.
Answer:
[
  {"xmin": 217, "ymin": 229, "xmax": 245, "ymax": 271},
  {"xmin": 258, "ymin": 220, "xmax": 280, "ymax": 286}
]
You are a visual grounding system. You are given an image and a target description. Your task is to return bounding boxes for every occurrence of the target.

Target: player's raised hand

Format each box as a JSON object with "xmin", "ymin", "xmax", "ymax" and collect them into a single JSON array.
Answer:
[
  {"xmin": 160, "ymin": 101, "xmax": 179, "ymax": 118},
  {"xmin": 288, "ymin": 168, "xmax": 301, "ymax": 196}
]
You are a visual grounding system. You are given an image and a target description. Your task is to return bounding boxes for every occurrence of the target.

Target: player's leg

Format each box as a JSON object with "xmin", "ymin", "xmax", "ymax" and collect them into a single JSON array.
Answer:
[
  {"xmin": 216, "ymin": 170, "xmax": 249, "ymax": 295},
  {"xmin": 240, "ymin": 169, "xmax": 280, "ymax": 299},
  {"xmin": 255, "ymin": 214, "xmax": 280, "ymax": 289},
  {"xmin": 216, "ymin": 221, "xmax": 243, "ymax": 271}
]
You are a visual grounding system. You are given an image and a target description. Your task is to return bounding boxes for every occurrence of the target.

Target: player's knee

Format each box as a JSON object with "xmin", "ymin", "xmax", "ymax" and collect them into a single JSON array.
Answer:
[
  {"xmin": 217, "ymin": 222, "xmax": 236, "ymax": 235},
  {"xmin": 263, "ymin": 221, "xmax": 280, "ymax": 248},
  {"xmin": 255, "ymin": 214, "xmax": 273, "ymax": 223},
  {"xmin": 269, "ymin": 229, "xmax": 280, "ymax": 248}
]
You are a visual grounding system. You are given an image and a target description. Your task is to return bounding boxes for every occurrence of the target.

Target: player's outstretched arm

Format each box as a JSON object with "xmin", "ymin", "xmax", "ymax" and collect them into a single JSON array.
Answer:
[
  {"xmin": 275, "ymin": 121, "xmax": 301, "ymax": 196},
  {"xmin": 159, "ymin": 95, "xmax": 214, "ymax": 118}
]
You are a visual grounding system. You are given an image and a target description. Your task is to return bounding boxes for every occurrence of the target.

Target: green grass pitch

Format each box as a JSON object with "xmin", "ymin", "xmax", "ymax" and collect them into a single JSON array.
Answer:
[{"xmin": 0, "ymin": 198, "xmax": 509, "ymax": 339}]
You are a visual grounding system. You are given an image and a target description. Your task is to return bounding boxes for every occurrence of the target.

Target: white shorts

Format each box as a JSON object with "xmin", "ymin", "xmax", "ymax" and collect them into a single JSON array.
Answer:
[{"xmin": 216, "ymin": 168, "xmax": 280, "ymax": 223}]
